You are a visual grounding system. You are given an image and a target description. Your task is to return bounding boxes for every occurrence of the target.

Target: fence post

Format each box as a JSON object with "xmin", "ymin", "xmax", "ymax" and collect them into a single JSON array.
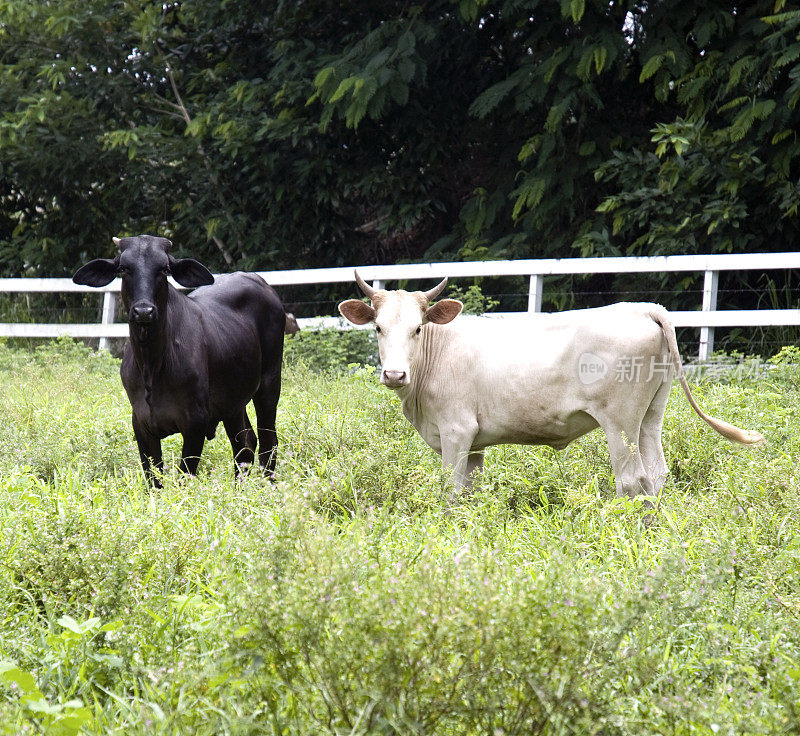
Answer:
[
  {"xmin": 98, "ymin": 291, "xmax": 116, "ymax": 351},
  {"xmin": 527, "ymin": 274, "xmax": 543, "ymax": 313},
  {"xmin": 698, "ymin": 269, "xmax": 719, "ymax": 361},
  {"xmin": 372, "ymin": 280, "xmax": 384, "ymax": 291}
]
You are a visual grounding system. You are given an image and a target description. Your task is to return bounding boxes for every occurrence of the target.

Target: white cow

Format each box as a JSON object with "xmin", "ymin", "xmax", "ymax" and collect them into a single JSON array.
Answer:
[{"xmin": 339, "ymin": 271, "xmax": 764, "ymax": 500}]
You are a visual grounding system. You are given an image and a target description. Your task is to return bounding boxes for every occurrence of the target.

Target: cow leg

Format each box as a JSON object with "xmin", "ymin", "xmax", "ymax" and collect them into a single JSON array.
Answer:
[
  {"xmin": 439, "ymin": 421, "xmax": 479, "ymax": 491},
  {"xmin": 132, "ymin": 416, "xmax": 163, "ymax": 488},
  {"xmin": 179, "ymin": 428, "xmax": 206, "ymax": 476},
  {"xmin": 223, "ymin": 409, "xmax": 257, "ymax": 477},
  {"xmin": 253, "ymin": 372, "xmax": 281, "ymax": 478},
  {"xmin": 638, "ymin": 378, "xmax": 671, "ymax": 496},
  {"xmin": 465, "ymin": 450, "xmax": 485, "ymax": 491},
  {"xmin": 602, "ymin": 421, "xmax": 655, "ymax": 501}
]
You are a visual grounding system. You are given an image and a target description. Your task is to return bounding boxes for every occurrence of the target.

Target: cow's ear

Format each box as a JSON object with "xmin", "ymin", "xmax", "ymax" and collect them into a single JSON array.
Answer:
[
  {"xmin": 72, "ymin": 258, "xmax": 119, "ymax": 287},
  {"xmin": 169, "ymin": 257, "xmax": 214, "ymax": 287},
  {"xmin": 338, "ymin": 299, "xmax": 375, "ymax": 325},
  {"xmin": 425, "ymin": 299, "xmax": 462, "ymax": 324}
]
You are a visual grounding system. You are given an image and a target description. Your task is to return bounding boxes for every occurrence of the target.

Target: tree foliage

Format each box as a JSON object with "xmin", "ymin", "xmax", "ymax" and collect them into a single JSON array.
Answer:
[
  {"xmin": 582, "ymin": 2, "xmax": 800, "ymax": 257},
  {"xmin": 0, "ymin": 0, "xmax": 798, "ymax": 280}
]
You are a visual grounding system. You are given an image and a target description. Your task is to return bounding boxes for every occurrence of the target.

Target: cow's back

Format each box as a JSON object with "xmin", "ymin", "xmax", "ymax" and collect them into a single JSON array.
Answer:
[
  {"xmin": 190, "ymin": 272, "xmax": 284, "ymax": 360},
  {"xmin": 427, "ymin": 303, "xmax": 662, "ymax": 373}
]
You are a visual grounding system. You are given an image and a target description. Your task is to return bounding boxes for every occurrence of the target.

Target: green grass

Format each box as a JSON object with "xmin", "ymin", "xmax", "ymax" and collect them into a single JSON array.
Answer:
[{"xmin": 0, "ymin": 338, "xmax": 799, "ymax": 734}]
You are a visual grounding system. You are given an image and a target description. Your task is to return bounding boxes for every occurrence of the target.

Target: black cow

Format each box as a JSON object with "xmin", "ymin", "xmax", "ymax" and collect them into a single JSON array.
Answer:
[{"xmin": 73, "ymin": 234, "xmax": 284, "ymax": 485}]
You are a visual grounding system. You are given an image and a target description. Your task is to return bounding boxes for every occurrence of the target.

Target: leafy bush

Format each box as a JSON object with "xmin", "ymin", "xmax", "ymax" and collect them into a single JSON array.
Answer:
[
  {"xmin": 236, "ymin": 511, "xmax": 634, "ymax": 735},
  {"xmin": 0, "ymin": 338, "xmax": 130, "ymax": 482},
  {"xmin": 225, "ymin": 491, "xmax": 800, "ymax": 735},
  {"xmin": 446, "ymin": 284, "xmax": 499, "ymax": 315},
  {"xmin": 282, "ymin": 284, "xmax": 500, "ymax": 374},
  {"xmin": 768, "ymin": 344, "xmax": 800, "ymax": 390},
  {"xmin": 283, "ymin": 325, "xmax": 378, "ymax": 372}
]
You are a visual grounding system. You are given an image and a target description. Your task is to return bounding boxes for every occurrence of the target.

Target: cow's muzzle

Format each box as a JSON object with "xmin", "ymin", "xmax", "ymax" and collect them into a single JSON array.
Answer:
[
  {"xmin": 381, "ymin": 369, "xmax": 409, "ymax": 388},
  {"xmin": 130, "ymin": 303, "xmax": 157, "ymax": 325}
]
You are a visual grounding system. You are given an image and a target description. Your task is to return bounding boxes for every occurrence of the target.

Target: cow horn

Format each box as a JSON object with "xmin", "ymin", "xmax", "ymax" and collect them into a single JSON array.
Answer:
[
  {"xmin": 423, "ymin": 276, "xmax": 448, "ymax": 301},
  {"xmin": 354, "ymin": 269, "xmax": 376, "ymax": 299},
  {"xmin": 112, "ymin": 236, "xmax": 131, "ymax": 253}
]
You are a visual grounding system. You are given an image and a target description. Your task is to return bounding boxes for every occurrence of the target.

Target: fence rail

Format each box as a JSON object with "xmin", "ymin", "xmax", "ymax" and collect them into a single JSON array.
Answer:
[{"xmin": 1, "ymin": 252, "xmax": 799, "ymax": 358}]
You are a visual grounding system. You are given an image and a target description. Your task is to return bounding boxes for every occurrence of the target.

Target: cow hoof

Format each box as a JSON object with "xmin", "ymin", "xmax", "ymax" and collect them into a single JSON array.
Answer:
[{"xmin": 234, "ymin": 463, "xmax": 253, "ymax": 481}]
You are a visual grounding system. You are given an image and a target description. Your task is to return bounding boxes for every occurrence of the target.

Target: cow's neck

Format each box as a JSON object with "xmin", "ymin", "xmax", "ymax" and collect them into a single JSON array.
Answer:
[
  {"xmin": 128, "ymin": 287, "xmax": 185, "ymax": 404},
  {"xmin": 396, "ymin": 323, "xmax": 442, "ymax": 424}
]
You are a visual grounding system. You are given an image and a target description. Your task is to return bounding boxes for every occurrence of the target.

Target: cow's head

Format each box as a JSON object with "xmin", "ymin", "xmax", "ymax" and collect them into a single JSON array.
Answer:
[
  {"xmin": 72, "ymin": 235, "xmax": 214, "ymax": 338},
  {"xmin": 339, "ymin": 270, "xmax": 462, "ymax": 388}
]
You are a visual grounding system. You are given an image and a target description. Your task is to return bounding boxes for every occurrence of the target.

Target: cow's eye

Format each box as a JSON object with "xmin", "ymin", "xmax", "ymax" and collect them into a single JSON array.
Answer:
[
  {"xmin": 375, "ymin": 325, "xmax": 382, "ymax": 334},
  {"xmin": 415, "ymin": 326, "xmax": 421, "ymax": 335}
]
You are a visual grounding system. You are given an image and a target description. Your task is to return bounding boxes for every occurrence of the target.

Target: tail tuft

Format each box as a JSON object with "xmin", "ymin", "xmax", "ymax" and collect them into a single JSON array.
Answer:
[
  {"xmin": 649, "ymin": 305, "xmax": 765, "ymax": 447},
  {"xmin": 741, "ymin": 429, "xmax": 766, "ymax": 446}
]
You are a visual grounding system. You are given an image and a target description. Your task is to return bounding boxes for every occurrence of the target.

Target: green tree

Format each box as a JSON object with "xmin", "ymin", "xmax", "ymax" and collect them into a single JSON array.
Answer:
[
  {"xmin": 0, "ymin": 0, "xmax": 675, "ymax": 273},
  {"xmin": 0, "ymin": 0, "xmax": 146, "ymax": 273},
  {"xmin": 0, "ymin": 0, "xmax": 797, "ymax": 292},
  {"xmin": 582, "ymin": 2, "xmax": 800, "ymax": 258}
]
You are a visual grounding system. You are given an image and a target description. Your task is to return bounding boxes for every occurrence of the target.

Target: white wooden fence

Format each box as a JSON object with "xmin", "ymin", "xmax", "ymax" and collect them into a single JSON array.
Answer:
[{"xmin": 1, "ymin": 252, "xmax": 799, "ymax": 359}]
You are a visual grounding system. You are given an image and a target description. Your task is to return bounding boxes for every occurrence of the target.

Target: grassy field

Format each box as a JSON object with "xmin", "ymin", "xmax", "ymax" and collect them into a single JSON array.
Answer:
[{"xmin": 0, "ymin": 338, "xmax": 798, "ymax": 735}]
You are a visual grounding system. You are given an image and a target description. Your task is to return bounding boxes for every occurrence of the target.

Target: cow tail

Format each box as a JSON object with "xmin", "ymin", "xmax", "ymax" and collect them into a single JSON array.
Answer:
[{"xmin": 648, "ymin": 306, "xmax": 765, "ymax": 446}]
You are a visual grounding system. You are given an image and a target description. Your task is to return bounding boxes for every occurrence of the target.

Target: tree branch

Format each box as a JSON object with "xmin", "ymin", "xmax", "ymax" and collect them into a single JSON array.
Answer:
[{"xmin": 159, "ymin": 61, "xmax": 235, "ymax": 267}]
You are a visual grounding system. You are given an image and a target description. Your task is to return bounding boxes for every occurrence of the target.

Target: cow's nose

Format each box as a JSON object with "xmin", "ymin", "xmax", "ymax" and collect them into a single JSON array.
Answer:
[
  {"xmin": 381, "ymin": 369, "xmax": 408, "ymax": 387},
  {"xmin": 131, "ymin": 304, "xmax": 155, "ymax": 324}
]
